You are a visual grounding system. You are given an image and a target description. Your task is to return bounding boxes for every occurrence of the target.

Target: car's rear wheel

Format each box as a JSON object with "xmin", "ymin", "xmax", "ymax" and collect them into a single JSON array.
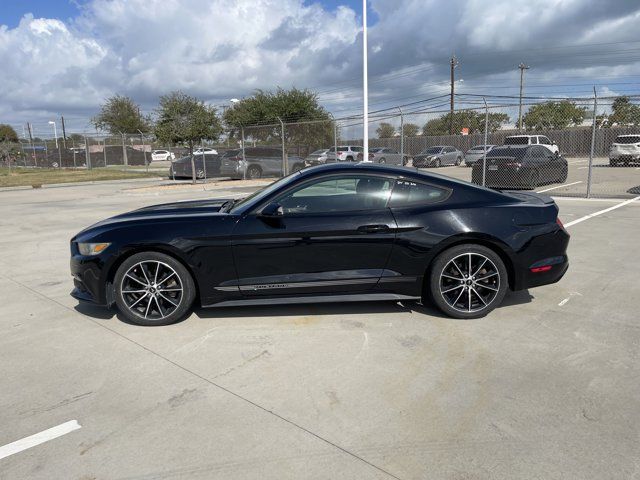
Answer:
[
  {"xmin": 558, "ymin": 166, "xmax": 568, "ymax": 183},
  {"xmin": 455, "ymin": 156, "xmax": 462, "ymax": 166},
  {"xmin": 435, "ymin": 158, "xmax": 441, "ymax": 168},
  {"xmin": 427, "ymin": 244, "xmax": 508, "ymax": 319},
  {"xmin": 247, "ymin": 165, "xmax": 262, "ymax": 179},
  {"xmin": 527, "ymin": 169, "xmax": 539, "ymax": 189},
  {"xmin": 196, "ymin": 169, "xmax": 205, "ymax": 179},
  {"xmin": 114, "ymin": 252, "xmax": 195, "ymax": 326},
  {"xmin": 291, "ymin": 163, "xmax": 304, "ymax": 173}
]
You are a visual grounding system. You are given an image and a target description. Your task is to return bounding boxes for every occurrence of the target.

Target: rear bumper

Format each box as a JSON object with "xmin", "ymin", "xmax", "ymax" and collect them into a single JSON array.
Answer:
[{"xmin": 513, "ymin": 228, "xmax": 570, "ymax": 291}]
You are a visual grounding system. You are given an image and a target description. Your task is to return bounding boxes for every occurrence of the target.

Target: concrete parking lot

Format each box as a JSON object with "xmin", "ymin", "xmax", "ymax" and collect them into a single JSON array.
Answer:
[{"xmin": 1, "ymin": 177, "xmax": 639, "ymax": 479}]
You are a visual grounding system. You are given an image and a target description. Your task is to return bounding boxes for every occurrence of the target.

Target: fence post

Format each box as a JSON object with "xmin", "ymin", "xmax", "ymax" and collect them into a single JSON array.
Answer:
[
  {"xmin": 396, "ymin": 106, "xmax": 404, "ymax": 162},
  {"xmin": 138, "ymin": 130, "xmax": 148, "ymax": 172},
  {"xmin": 482, "ymin": 97, "xmax": 489, "ymax": 187},
  {"xmin": 278, "ymin": 117, "xmax": 287, "ymax": 176},
  {"xmin": 240, "ymin": 126, "xmax": 247, "ymax": 180},
  {"xmin": 201, "ymin": 139, "xmax": 207, "ymax": 181},
  {"xmin": 85, "ymin": 137, "xmax": 91, "ymax": 170},
  {"xmin": 586, "ymin": 88, "xmax": 597, "ymax": 199},
  {"xmin": 121, "ymin": 133, "xmax": 128, "ymax": 168},
  {"xmin": 103, "ymin": 139, "xmax": 107, "ymax": 168},
  {"xmin": 57, "ymin": 140, "xmax": 62, "ymax": 168}
]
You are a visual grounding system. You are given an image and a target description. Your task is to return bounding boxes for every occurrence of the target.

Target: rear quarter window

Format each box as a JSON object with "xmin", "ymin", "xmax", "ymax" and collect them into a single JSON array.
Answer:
[{"xmin": 389, "ymin": 179, "xmax": 450, "ymax": 207}]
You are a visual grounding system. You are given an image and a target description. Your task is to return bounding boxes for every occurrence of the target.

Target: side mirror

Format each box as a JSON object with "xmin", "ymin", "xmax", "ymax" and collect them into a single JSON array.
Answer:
[{"xmin": 259, "ymin": 202, "xmax": 283, "ymax": 217}]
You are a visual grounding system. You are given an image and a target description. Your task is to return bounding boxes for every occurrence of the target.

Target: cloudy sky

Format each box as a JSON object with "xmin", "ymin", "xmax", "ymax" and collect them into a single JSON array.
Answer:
[{"xmin": 1, "ymin": 0, "xmax": 640, "ymax": 136}]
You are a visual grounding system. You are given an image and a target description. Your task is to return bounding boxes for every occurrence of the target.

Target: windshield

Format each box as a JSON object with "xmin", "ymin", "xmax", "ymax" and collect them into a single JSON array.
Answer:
[
  {"xmin": 614, "ymin": 136, "xmax": 640, "ymax": 144},
  {"xmin": 370, "ymin": 147, "xmax": 384, "ymax": 153},
  {"xmin": 504, "ymin": 136, "xmax": 529, "ymax": 145},
  {"xmin": 221, "ymin": 149, "xmax": 241, "ymax": 157},
  {"xmin": 421, "ymin": 147, "xmax": 442, "ymax": 154},
  {"xmin": 228, "ymin": 174, "xmax": 297, "ymax": 213},
  {"xmin": 487, "ymin": 147, "xmax": 528, "ymax": 159}
]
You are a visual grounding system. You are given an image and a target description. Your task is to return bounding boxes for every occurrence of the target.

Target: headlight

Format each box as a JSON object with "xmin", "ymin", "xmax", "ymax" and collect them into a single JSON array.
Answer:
[{"xmin": 78, "ymin": 242, "xmax": 111, "ymax": 255}]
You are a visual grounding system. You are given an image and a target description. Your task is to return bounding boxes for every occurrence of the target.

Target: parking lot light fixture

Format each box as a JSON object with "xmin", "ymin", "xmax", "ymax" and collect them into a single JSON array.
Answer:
[{"xmin": 48, "ymin": 121, "xmax": 58, "ymax": 149}]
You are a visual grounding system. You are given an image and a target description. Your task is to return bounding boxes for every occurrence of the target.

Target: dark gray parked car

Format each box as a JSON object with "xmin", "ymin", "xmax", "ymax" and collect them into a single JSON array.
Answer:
[
  {"xmin": 412, "ymin": 146, "xmax": 463, "ymax": 168},
  {"xmin": 220, "ymin": 147, "xmax": 305, "ymax": 179}
]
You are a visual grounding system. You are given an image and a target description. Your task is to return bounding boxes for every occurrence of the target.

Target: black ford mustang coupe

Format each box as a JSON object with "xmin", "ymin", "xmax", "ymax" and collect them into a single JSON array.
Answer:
[{"xmin": 70, "ymin": 163, "xmax": 569, "ymax": 325}]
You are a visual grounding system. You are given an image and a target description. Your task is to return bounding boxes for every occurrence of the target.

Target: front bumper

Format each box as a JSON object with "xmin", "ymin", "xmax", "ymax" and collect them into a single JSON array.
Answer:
[{"xmin": 70, "ymin": 248, "xmax": 115, "ymax": 306}]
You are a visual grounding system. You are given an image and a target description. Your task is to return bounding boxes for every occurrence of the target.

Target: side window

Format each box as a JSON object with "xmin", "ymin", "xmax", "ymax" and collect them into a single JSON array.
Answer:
[
  {"xmin": 275, "ymin": 175, "xmax": 392, "ymax": 214},
  {"xmin": 538, "ymin": 136, "xmax": 549, "ymax": 145},
  {"xmin": 388, "ymin": 149, "xmax": 398, "ymax": 154},
  {"xmin": 352, "ymin": 146, "xmax": 363, "ymax": 153},
  {"xmin": 389, "ymin": 179, "xmax": 450, "ymax": 207},
  {"xmin": 531, "ymin": 137, "xmax": 539, "ymax": 144}
]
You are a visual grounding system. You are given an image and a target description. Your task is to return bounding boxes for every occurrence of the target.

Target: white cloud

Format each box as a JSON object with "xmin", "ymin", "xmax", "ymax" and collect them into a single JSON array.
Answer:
[{"xmin": 1, "ymin": 0, "xmax": 639, "ymax": 133}]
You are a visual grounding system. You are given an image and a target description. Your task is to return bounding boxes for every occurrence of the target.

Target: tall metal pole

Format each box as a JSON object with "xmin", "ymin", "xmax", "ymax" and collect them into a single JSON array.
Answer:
[
  {"xmin": 482, "ymin": 97, "xmax": 489, "ymax": 187},
  {"xmin": 278, "ymin": 117, "xmax": 287, "ymax": 176},
  {"xmin": 397, "ymin": 106, "xmax": 404, "ymax": 162},
  {"xmin": 241, "ymin": 126, "xmax": 247, "ymax": 180},
  {"xmin": 586, "ymin": 87, "xmax": 597, "ymax": 199},
  {"xmin": 138, "ymin": 129, "xmax": 148, "ymax": 172},
  {"xmin": 362, "ymin": 0, "xmax": 369, "ymax": 161},
  {"xmin": 450, "ymin": 55, "xmax": 458, "ymax": 135},
  {"xmin": 61, "ymin": 116, "xmax": 67, "ymax": 149},
  {"xmin": 518, "ymin": 63, "xmax": 530, "ymax": 131}
]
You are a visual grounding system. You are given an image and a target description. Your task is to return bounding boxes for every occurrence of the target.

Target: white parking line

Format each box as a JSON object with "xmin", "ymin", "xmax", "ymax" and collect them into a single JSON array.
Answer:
[
  {"xmin": 564, "ymin": 196, "xmax": 640, "ymax": 228},
  {"xmin": 0, "ymin": 420, "xmax": 81, "ymax": 460},
  {"xmin": 536, "ymin": 181, "xmax": 582, "ymax": 193},
  {"xmin": 568, "ymin": 159, "xmax": 588, "ymax": 164}
]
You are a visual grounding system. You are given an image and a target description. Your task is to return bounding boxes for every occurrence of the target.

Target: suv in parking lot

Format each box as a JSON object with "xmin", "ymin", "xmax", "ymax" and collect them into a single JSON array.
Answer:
[
  {"xmin": 609, "ymin": 134, "xmax": 640, "ymax": 166},
  {"xmin": 220, "ymin": 147, "xmax": 305, "ymax": 179},
  {"xmin": 504, "ymin": 135, "xmax": 559, "ymax": 155},
  {"xmin": 325, "ymin": 145, "xmax": 363, "ymax": 163}
]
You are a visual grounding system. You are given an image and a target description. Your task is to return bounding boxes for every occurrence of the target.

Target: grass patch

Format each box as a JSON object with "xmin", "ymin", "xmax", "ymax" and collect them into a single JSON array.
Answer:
[{"xmin": 0, "ymin": 167, "xmax": 161, "ymax": 188}]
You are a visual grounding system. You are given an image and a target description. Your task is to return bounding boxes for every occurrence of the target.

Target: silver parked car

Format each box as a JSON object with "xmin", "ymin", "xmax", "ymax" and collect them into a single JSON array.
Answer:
[
  {"xmin": 325, "ymin": 145, "xmax": 363, "ymax": 163},
  {"xmin": 464, "ymin": 145, "xmax": 496, "ymax": 166},
  {"xmin": 220, "ymin": 147, "xmax": 305, "ymax": 179},
  {"xmin": 304, "ymin": 149, "xmax": 330, "ymax": 167},
  {"xmin": 357, "ymin": 147, "xmax": 407, "ymax": 165},
  {"xmin": 412, "ymin": 146, "xmax": 463, "ymax": 168}
]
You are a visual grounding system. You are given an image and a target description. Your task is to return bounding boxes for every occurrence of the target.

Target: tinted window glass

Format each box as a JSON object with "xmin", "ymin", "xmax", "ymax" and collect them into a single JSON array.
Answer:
[
  {"xmin": 487, "ymin": 147, "xmax": 528, "ymax": 159},
  {"xmin": 421, "ymin": 147, "xmax": 442, "ymax": 154},
  {"xmin": 539, "ymin": 136, "xmax": 551, "ymax": 145},
  {"xmin": 615, "ymin": 136, "xmax": 640, "ymax": 144},
  {"xmin": 337, "ymin": 147, "xmax": 348, "ymax": 152},
  {"xmin": 504, "ymin": 137, "xmax": 529, "ymax": 145},
  {"xmin": 351, "ymin": 147, "xmax": 363, "ymax": 152},
  {"xmin": 277, "ymin": 175, "xmax": 392, "ymax": 213},
  {"xmin": 390, "ymin": 180, "xmax": 449, "ymax": 207}
]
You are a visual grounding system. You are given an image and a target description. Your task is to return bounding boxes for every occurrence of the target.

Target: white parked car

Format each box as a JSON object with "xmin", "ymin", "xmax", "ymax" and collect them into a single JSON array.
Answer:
[
  {"xmin": 151, "ymin": 150, "xmax": 175, "ymax": 161},
  {"xmin": 609, "ymin": 134, "xmax": 640, "ymax": 167},
  {"xmin": 504, "ymin": 135, "xmax": 559, "ymax": 155},
  {"xmin": 193, "ymin": 147, "xmax": 218, "ymax": 155}
]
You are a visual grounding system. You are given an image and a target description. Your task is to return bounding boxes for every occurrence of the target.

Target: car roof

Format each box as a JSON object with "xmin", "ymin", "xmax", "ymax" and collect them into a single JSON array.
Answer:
[{"xmin": 616, "ymin": 134, "xmax": 640, "ymax": 137}]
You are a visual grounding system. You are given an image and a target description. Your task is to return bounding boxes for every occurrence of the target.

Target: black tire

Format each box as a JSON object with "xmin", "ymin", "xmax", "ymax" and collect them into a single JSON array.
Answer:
[
  {"xmin": 291, "ymin": 163, "xmax": 304, "ymax": 173},
  {"xmin": 455, "ymin": 156, "xmax": 462, "ymax": 166},
  {"xmin": 346, "ymin": 156, "xmax": 354, "ymax": 162},
  {"xmin": 435, "ymin": 158, "xmax": 441, "ymax": 168},
  {"xmin": 559, "ymin": 166, "xmax": 568, "ymax": 183},
  {"xmin": 527, "ymin": 169, "xmax": 539, "ymax": 189},
  {"xmin": 379, "ymin": 157, "xmax": 386, "ymax": 164},
  {"xmin": 426, "ymin": 244, "xmax": 508, "ymax": 319},
  {"xmin": 196, "ymin": 169, "xmax": 205, "ymax": 179},
  {"xmin": 609, "ymin": 159, "xmax": 617, "ymax": 167},
  {"xmin": 114, "ymin": 252, "xmax": 196, "ymax": 326},
  {"xmin": 246, "ymin": 165, "xmax": 262, "ymax": 179}
]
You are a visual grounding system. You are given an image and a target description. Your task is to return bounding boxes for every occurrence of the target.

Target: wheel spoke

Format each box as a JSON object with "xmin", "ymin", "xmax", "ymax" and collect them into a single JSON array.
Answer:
[
  {"xmin": 471, "ymin": 287, "xmax": 487, "ymax": 305},
  {"xmin": 476, "ymin": 272, "xmax": 498, "ymax": 281},
  {"xmin": 442, "ymin": 273, "xmax": 462, "ymax": 280},
  {"xmin": 442, "ymin": 285, "xmax": 464, "ymax": 294},
  {"xmin": 158, "ymin": 288, "xmax": 182, "ymax": 292},
  {"xmin": 451, "ymin": 260, "xmax": 465, "ymax": 277},
  {"xmin": 130, "ymin": 292, "xmax": 148, "ymax": 308},
  {"xmin": 467, "ymin": 288, "xmax": 472, "ymax": 312},
  {"xmin": 122, "ymin": 289, "xmax": 146, "ymax": 293},
  {"xmin": 158, "ymin": 292, "xmax": 178, "ymax": 307},
  {"xmin": 153, "ymin": 296, "xmax": 165, "ymax": 318},
  {"xmin": 468, "ymin": 253, "xmax": 473, "ymax": 277},
  {"xmin": 476, "ymin": 283, "xmax": 498, "ymax": 292},
  {"xmin": 452, "ymin": 287, "xmax": 465, "ymax": 307},
  {"xmin": 139, "ymin": 263, "xmax": 152, "ymax": 284},
  {"xmin": 144, "ymin": 295, "xmax": 152, "ymax": 318},
  {"xmin": 473, "ymin": 258, "xmax": 488, "ymax": 276},
  {"xmin": 154, "ymin": 262, "xmax": 160, "ymax": 284},
  {"xmin": 126, "ymin": 273, "xmax": 147, "ymax": 287},
  {"xmin": 157, "ymin": 272, "xmax": 175, "ymax": 287}
]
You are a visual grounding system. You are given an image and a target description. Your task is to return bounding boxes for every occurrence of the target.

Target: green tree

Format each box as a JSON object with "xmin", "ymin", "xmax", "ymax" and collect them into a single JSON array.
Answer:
[
  {"xmin": 522, "ymin": 101, "xmax": 586, "ymax": 131},
  {"xmin": 607, "ymin": 96, "xmax": 640, "ymax": 127},
  {"xmin": 93, "ymin": 95, "xmax": 151, "ymax": 134},
  {"xmin": 154, "ymin": 91, "xmax": 223, "ymax": 153},
  {"xmin": 223, "ymin": 88, "xmax": 332, "ymax": 149},
  {"xmin": 376, "ymin": 122, "xmax": 396, "ymax": 138},
  {"xmin": 422, "ymin": 110, "xmax": 507, "ymax": 136},
  {"xmin": 0, "ymin": 124, "xmax": 18, "ymax": 142},
  {"xmin": 402, "ymin": 123, "xmax": 420, "ymax": 137}
]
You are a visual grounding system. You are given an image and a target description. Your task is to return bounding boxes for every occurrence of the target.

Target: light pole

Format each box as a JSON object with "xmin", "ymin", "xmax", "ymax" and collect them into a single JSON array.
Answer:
[
  {"xmin": 518, "ymin": 63, "xmax": 530, "ymax": 131},
  {"xmin": 48, "ymin": 121, "xmax": 58, "ymax": 148},
  {"xmin": 362, "ymin": 0, "xmax": 369, "ymax": 162}
]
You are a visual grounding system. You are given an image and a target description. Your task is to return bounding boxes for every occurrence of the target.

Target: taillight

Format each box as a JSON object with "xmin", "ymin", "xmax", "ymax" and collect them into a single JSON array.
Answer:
[
  {"xmin": 531, "ymin": 265, "xmax": 553, "ymax": 273},
  {"xmin": 505, "ymin": 162, "xmax": 522, "ymax": 167},
  {"xmin": 556, "ymin": 217, "xmax": 565, "ymax": 229}
]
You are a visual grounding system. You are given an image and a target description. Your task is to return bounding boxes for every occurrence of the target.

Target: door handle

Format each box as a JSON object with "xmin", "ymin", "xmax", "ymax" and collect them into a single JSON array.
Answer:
[{"xmin": 357, "ymin": 224, "xmax": 390, "ymax": 233}]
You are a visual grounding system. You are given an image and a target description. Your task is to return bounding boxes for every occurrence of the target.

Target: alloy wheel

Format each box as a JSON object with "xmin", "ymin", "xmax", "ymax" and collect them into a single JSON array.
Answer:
[
  {"xmin": 120, "ymin": 261, "xmax": 183, "ymax": 321},
  {"xmin": 439, "ymin": 253, "xmax": 500, "ymax": 313}
]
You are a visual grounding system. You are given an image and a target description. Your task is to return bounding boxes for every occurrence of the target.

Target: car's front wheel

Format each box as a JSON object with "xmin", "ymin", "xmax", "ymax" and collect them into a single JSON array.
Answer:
[
  {"xmin": 114, "ymin": 252, "xmax": 196, "ymax": 326},
  {"xmin": 427, "ymin": 244, "xmax": 508, "ymax": 319},
  {"xmin": 247, "ymin": 165, "xmax": 262, "ymax": 179}
]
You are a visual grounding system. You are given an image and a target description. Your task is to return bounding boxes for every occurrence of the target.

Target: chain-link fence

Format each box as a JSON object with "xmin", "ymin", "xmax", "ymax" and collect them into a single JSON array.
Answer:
[{"xmin": 3, "ymin": 94, "xmax": 640, "ymax": 197}]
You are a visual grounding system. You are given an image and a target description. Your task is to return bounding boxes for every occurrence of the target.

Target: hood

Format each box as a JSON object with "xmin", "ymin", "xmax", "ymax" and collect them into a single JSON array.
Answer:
[{"xmin": 75, "ymin": 198, "xmax": 233, "ymax": 239}]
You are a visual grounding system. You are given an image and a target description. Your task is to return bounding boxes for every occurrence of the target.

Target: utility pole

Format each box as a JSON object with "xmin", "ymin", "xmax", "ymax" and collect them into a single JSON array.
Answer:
[
  {"xmin": 518, "ymin": 63, "xmax": 530, "ymax": 131},
  {"xmin": 450, "ymin": 55, "xmax": 458, "ymax": 135},
  {"xmin": 362, "ymin": 0, "xmax": 369, "ymax": 161},
  {"xmin": 61, "ymin": 116, "xmax": 67, "ymax": 148}
]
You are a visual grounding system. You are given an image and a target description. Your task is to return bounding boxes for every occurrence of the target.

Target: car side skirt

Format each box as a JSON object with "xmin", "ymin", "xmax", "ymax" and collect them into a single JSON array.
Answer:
[{"xmin": 203, "ymin": 293, "xmax": 421, "ymax": 308}]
